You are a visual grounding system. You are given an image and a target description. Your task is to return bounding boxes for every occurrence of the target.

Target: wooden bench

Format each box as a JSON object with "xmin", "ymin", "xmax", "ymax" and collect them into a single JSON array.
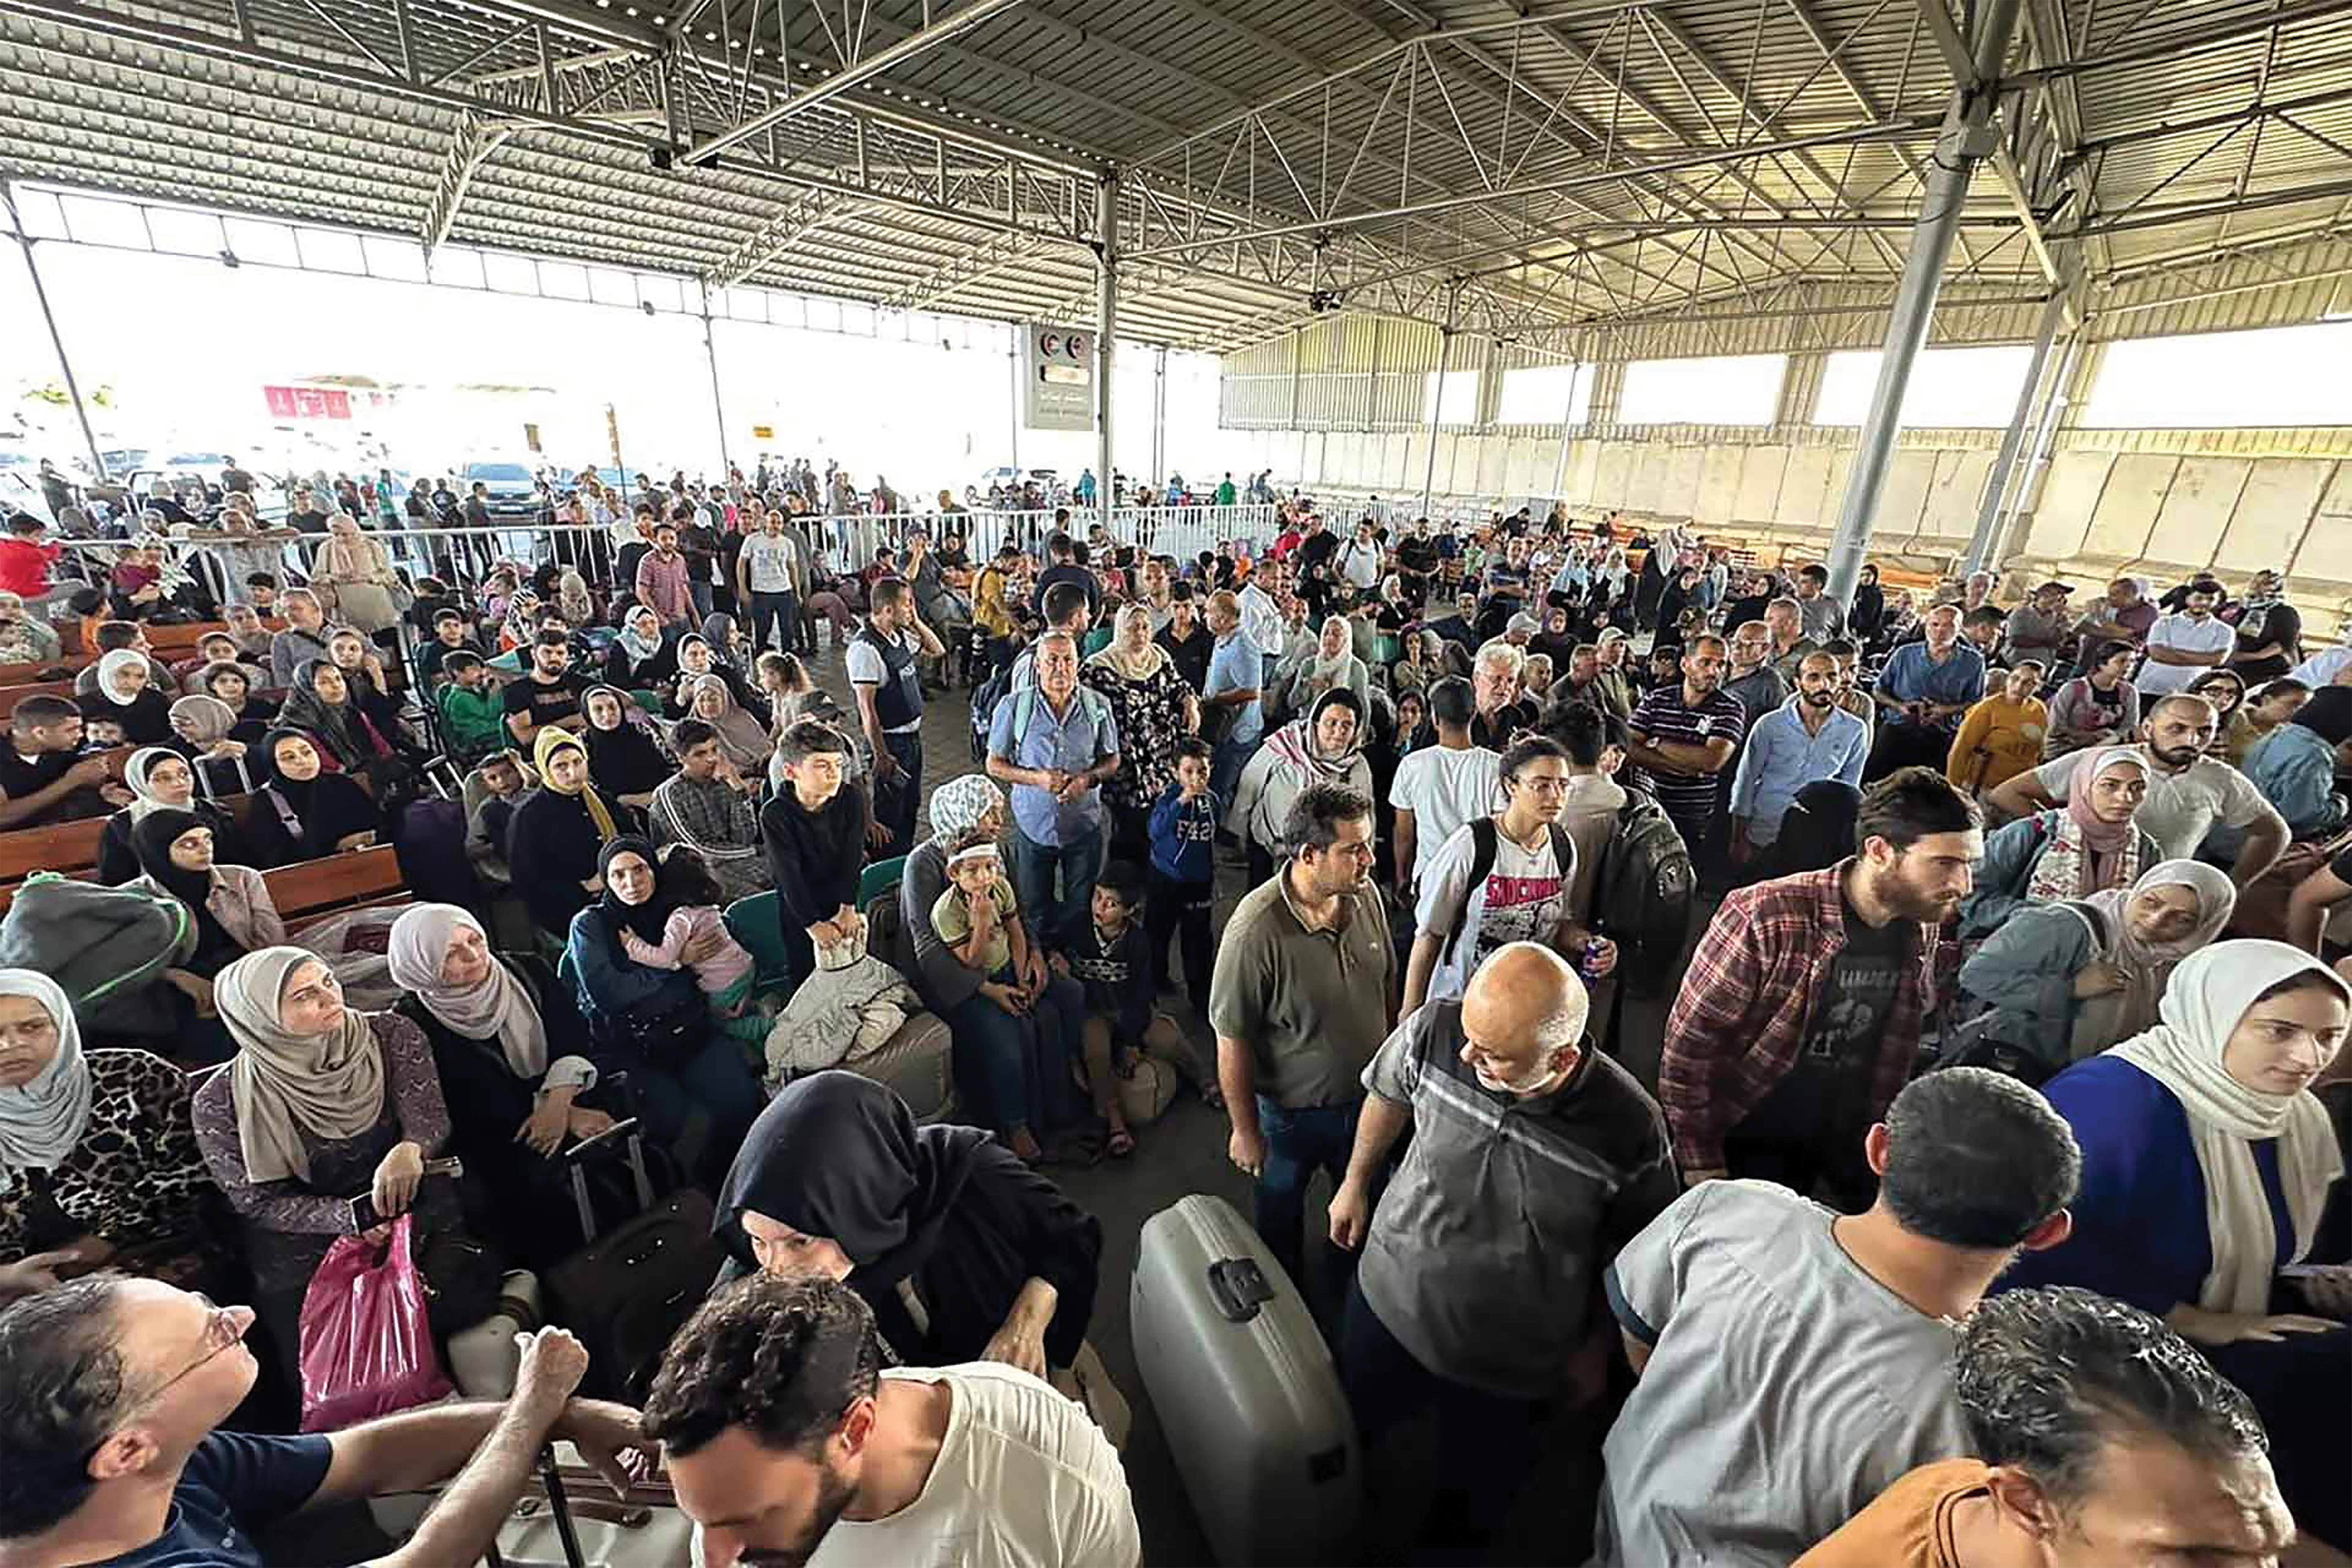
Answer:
[
  {"xmin": 266, "ymin": 843, "xmax": 408, "ymax": 932},
  {"xmin": 0, "ymin": 680, "xmax": 79, "ymax": 721},
  {"xmin": 0, "ymin": 656, "xmax": 92, "ymax": 684},
  {"xmin": 0, "ymin": 815, "xmax": 107, "ymax": 884}
]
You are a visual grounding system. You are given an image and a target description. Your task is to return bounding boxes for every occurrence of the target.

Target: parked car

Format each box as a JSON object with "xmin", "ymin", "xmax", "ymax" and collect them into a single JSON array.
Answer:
[{"xmin": 458, "ymin": 460, "xmax": 543, "ymax": 519}]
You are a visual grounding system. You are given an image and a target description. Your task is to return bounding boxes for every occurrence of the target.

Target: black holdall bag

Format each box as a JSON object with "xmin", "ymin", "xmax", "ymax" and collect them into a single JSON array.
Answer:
[{"xmin": 542, "ymin": 1120, "xmax": 722, "ymax": 1404}]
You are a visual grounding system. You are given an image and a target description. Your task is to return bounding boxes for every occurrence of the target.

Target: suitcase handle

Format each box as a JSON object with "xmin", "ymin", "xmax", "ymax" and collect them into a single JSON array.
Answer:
[{"xmin": 1207, "ymin": 1256, "xmax": 1275, "ymax": 1324}]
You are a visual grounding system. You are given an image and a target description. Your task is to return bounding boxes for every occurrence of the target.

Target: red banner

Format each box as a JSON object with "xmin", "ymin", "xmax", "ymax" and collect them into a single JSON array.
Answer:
[{"xmin": 263, "ymin": 385, "xmax": 353, "ymax": 420}]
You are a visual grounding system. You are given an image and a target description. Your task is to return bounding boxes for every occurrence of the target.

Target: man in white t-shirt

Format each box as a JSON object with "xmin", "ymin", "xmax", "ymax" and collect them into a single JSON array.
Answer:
[
  {"xmin": 1405, "ymin": 735, "xmax": 1618, "ymax": 1010},
  {"xmin": 1987, "ymin": 691, "xmax": 2286, "ymax": 883},
  {"xmin": 647, "ymin": 1275, "xmax": 1140, "ymax": 1568},
  {"xmin": 1389, "ymin": 676, "xmax": 1501, "ymax": 892},
  {"xmin": 2134, "ymin": 578, "xmax": 2235, "ymax": 696}
]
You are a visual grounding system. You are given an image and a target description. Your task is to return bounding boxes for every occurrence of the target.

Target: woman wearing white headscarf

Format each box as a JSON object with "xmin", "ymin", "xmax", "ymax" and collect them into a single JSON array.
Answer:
[
  {"xmin": 682, "ymin": 672, "xmax": 773, "ymax": 773},
  {"xmin": 388, "ymin": 905, "xmax": 609, "ymax": 1265},
  {"xmin": 75, "ymin": 647, "xmax": 173, "ymax": 744},
  {"xmin": 191, "ymin": 945, "xmax": 503, "ymax": 1384},
  {"xmin": 93, "ymin": 744, "xmax": 250, "ymax": 884},
  {"xmin": 0, "ymin": 970, "xmax": 218, "ymax": 1298},
  {"xmin": 2007, "ymin": 939, "xmax": 2351, "ymax": 1548},
  {"xmin": 1227, "ymin": 686, "xmax": 1375, "ymax": 887},
  {"xmin": 1954, "ymin": 859, "xmax": 2238, "ymax": 1078}
]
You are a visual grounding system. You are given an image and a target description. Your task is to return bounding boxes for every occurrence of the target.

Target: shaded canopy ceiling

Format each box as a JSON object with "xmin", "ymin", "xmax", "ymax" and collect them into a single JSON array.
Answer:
[{"xmin": 2, "ymin": 0, "xmax": 2348, "ymax": 352}]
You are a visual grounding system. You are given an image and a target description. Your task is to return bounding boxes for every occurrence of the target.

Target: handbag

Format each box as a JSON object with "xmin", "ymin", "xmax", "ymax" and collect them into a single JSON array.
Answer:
[{"xmin": 621, "ymin": 989, "xmax": 709, "ymax": 1058}]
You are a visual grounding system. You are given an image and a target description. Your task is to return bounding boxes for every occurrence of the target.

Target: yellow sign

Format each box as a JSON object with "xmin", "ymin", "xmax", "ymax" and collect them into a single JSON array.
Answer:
[{"xmin": 751, "ymin": 424, "xmax": 775, "ymax": 440}]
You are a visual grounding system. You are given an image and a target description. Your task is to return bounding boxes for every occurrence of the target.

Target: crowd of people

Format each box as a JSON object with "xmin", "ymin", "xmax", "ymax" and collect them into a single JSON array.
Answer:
[{"xmin": 0, "ymin": 470, "xmax": 2348, "ymax": 1568}]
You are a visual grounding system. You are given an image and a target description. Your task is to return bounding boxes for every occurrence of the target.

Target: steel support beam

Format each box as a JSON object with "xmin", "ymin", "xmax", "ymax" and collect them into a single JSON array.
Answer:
[
  {"xmin": 1, "ymin": 179, "xmax": 107, "ymax": 482},
  {"xmin": 421, "ymin": 115, "xmax": 529, "ymax": 257},
  {"xmin": 1824, "ymin": 0, "xmax": 2022, "ymax": 601},
  {"xmin": 1420, "ymin": 282, "xmax": 1461, "ymax": 516},
  {"xmin": 698, "ymin": 279, "xmax": 732, "ymax": 473},
  {"xmin": 1096, "ymin": 173, "xmax": 1118, "ymax": 513},
  {"xmin": 1963, "ymin": 284, "xmax": 2067, "ymax": 575},
  {"xmin": 679, "ymin": 0, "xmax": 1029, "ymax": 166},
  {"xmin": 707, "ymin": 190, "xmax": 871, "ymax": 287}
]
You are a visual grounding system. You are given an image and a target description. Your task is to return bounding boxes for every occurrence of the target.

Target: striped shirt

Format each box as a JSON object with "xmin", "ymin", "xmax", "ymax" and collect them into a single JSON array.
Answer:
[{"xmin": 1629, "ymin": 681, "xmax": 1749, "ymax": 842}]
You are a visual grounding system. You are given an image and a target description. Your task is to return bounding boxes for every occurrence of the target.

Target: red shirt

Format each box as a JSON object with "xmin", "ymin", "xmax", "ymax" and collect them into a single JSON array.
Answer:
[{"xmin": 0, "ymin": 537, "xmax": 59, "ymax": 597}]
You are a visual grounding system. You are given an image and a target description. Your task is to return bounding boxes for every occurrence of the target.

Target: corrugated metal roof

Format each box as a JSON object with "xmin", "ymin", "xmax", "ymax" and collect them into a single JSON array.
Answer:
[{"xmin": 0, "ymin": 0, "xmax": 2347, "ymax": 350}]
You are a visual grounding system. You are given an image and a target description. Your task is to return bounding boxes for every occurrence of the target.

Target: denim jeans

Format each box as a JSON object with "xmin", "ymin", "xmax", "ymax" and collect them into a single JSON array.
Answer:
[
  {"xmin": 627, "ymin": 1033, "xmax": 764, "ymax": 1185},
  {"xmin": 944, "ymin": 973, "xmax": 1089, "ymax": 1137},
  {"xmin": 1211, "ymin": 736, "xmax": 1254, "ymax": 822},
  {"xmin": 748, "ymin": 589, "xmax": 798, "ymax": 654},
  {"xmin": 1007, "ymin": 822, "xmax": 1104, "ymax": 951},
  {"xmin": 688, "ymin": 579, "xmax": 714, "ymax": 620},
  {"xmin": 1340, "ymin": 1276, "xmax": 1551, "ymax": 1559},
  {"xmin": 1253, "ymin": 1094, "xmax": 1360, "ymax": 1295}
]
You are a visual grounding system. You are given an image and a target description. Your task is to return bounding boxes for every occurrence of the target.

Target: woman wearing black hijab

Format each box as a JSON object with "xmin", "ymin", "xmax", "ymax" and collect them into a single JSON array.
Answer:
[
  {"xmin": 580, "ymin": 685, "xmax": 672, "ymax": 808},
  {"xmin": 716, "ymin": 1071, "xmax": 1103, "ymax": 1373},
  {"xmin": 242, "ymin": 728, "xmax": 384, "ymax": 867},
  {"xmin": 564, "ymin": 836, "xmax": 761, "ymax": 1183},
  {"xmin": 1849, "ymin": 563, "xmax": 1886, "ymax": 644}
]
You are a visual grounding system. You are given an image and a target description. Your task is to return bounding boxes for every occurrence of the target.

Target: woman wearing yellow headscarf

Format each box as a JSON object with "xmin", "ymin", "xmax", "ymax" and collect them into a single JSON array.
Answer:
[{"xmin": 506, "ymin": 728, "xmax": 624, "ymax": 938}]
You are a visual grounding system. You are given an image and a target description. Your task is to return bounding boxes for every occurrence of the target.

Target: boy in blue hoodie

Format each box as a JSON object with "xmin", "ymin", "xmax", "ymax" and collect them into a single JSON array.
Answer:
[{"xmin": 1146, "ymin": 736, "xmax": 1219, "ymax": 1026}]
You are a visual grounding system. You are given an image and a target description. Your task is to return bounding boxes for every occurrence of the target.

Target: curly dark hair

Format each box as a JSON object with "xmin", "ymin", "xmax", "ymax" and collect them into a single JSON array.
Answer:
[
  {"xmin": 1957, "ymin": 1287, "xmax": 2266, "ymax": 1512},
  {"xmin": 640, "ymin": 1276, "xmax": 880, "ymax": 1459}
]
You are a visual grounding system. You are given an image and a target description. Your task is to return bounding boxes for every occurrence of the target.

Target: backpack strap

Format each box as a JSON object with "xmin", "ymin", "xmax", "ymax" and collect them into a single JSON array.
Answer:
[{"xmin": 1441, "ymin": 817, "xmax": 1502, "ymax": 968}]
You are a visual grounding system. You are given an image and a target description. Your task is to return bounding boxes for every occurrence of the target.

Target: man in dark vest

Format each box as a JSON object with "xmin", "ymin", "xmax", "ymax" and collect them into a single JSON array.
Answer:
[{"xmin": 849, "ymin": 575, "xmax": 944, "ymax": 851}]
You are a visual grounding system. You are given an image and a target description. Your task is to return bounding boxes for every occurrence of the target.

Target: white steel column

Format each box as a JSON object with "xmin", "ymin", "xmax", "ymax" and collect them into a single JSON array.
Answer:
[
  {"xmin": 697, "ymin": 280, "xmax": 732, "ymax": 474},
  {"xmin": 3, "ymin": 180, "xmax": 108, "ymax": 482},
  {"xmin": 1963, "ymin": 285, "xmax": 2069, "ymax": 576},
  {"xmin": 1096, "ymin": 173, "xmax": 1117, "ymax": 511},
  {"xmin": 1823, "ymin": 0, "xmax": 2022, "ymax": 600},
  {"xmin": 1419, "ymin": 282, "xmax": 1462, "ymax": 517}
]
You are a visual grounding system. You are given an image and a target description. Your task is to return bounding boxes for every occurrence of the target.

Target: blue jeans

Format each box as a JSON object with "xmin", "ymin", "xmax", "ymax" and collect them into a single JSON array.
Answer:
[
  {"xmin": 1253, "ymin": 1095, "xmax": 1360, "ymax": 1295},
  {"xmin": 945, "ymin": 973, "xmax": 1089, "ymax": 1138},
  {"xmin": 627, "ymin": 1034, "xmax": 764, "ymax": 1185},
  {"xmin": 1211, "ymin": 737, "xmax": 1255, "ymax": 823},
  {"xmin": 1007, "ymin": 823, "xmax": 1103, "ymax": 951}
]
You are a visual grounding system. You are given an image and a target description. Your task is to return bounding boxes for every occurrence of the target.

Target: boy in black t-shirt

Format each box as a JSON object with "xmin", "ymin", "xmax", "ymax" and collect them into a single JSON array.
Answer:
[{"xmin": 1056, "ymin": 860, "xmax": 1209, "ymax": 1156}]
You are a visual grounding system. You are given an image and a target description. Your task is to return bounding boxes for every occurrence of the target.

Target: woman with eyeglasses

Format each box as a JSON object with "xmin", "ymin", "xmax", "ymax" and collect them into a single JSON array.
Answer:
[{"xmin": 0, "ymin": 969, "xmax": 224, "ymax": 1301}]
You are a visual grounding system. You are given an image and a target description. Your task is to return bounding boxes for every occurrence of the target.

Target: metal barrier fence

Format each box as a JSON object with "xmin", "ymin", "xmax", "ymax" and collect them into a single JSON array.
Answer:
[{"xmin": 53, "ymin": 503, "xmax": 1282, "ymax": 601}]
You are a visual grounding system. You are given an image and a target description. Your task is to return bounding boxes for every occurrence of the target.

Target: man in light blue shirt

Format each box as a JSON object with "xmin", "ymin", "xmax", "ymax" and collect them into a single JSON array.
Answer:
[
  {"xmin": 1730, "ymin": 650, "xmax": 1870, "ymax": 858},
  {"xmin": 986, "ymin": 630, "xmax": 1122, "ymax": 946},
  {"xmin": 1869, "ymin": 603, "xmax": 1986, "ymax": 774},
  {"xmin": 1203, "ymin": 589, "xmax": 1265, "ymax": 809}
]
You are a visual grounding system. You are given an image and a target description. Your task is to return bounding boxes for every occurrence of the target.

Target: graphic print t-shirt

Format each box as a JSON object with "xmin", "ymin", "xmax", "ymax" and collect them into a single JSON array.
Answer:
[{"xmin": 1414, "ymin": 820, "xmax": 1572, "ymax": 1003}]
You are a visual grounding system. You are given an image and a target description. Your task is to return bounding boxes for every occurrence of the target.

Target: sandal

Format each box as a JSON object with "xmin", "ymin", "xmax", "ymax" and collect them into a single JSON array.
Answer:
[{"xmin": 1107, "ymin": 1126, "xmax": 1136, "ymax": 1160}]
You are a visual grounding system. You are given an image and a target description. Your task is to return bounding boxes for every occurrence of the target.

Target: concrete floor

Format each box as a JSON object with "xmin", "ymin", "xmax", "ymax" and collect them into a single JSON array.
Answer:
[
  {"xmin": 801, "ymin": 640, "xmax": 1689, "ymax": 1567},
  {"xmin": 270, "ymin": 635, "xmax": 1692, "ymax": 1567}
]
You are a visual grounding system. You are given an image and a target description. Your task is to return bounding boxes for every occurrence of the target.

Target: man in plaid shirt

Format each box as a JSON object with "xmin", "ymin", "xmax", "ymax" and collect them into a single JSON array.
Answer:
[{"xmin": 1659, "ymin": 768, "xmax": 1982, "ymax": 1208}]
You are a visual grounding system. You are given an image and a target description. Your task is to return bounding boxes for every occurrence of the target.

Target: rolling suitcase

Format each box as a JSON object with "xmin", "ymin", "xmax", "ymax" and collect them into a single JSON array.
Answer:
[
  {"xmin": 543, "ymin": 1122, "xmax": 722, "ymax": 1404},
  {"xmin": 480, "ymin": 1448, "xmax": 696, "ymax": 1568},
  {"xmin": 1130, "ymin": 1195, "xmax": 1362, "ymax": 1566}
]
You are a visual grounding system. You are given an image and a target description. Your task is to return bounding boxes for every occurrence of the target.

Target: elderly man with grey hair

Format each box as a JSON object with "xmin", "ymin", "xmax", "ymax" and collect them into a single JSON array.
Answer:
[
  {"xmin": 1469, "ymin": 638, "xmax": 1536, "ymax": 749},
  {"xmin": 1328, "ymin": 941, "xmax": 1679, "ymax": 1560}
]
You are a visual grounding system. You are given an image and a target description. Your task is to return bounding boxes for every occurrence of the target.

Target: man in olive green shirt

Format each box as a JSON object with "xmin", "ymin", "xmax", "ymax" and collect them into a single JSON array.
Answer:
[{"xmin": 1210, "ymin": 780, "xmax": 1396, "ymax": 1291}]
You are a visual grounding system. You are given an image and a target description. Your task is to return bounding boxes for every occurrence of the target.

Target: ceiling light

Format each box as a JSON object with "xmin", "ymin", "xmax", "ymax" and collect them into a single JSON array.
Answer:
[{"xmin": 703, "ymin": 29, "xmax": 715, "ymax": 38}]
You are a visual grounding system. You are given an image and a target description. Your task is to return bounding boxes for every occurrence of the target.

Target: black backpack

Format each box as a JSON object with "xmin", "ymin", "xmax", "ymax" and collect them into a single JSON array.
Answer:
[
  {"xmin": 1588, "ymin": 787, "xmax": 1697, "ymax": 997},
  {"xmin": 968, "ymin": 661, "xmax": 1014, "ymax": 763},
  {"xmin": 1441, "ymin": 816, "xmax": 1576, "ymax": 968}
]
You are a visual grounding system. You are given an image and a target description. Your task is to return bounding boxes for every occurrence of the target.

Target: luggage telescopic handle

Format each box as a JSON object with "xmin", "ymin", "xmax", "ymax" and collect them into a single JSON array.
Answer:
[{"xmin": 1206, "ymin": 1256, "xmax": 1275, "ymax": 1324}]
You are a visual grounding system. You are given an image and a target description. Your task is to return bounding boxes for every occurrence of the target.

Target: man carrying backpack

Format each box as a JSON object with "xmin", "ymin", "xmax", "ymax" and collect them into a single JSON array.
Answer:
[
  {"xmin": 1404, "ymin": 736, "xmax": 1618, "ymax": 1012},
  {"xmin": 986, "ymin": 630, "xmax": 1123, "ymax": 949}
]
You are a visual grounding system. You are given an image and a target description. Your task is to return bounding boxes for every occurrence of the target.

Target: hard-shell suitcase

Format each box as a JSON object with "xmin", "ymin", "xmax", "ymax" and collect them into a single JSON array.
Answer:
[
  {"xmin": 479, "ymin": 1448, "xmax": 696, "ymax": 1568},
  {"xmin": 542, "ymin": 1122, "xmax": 721, "ymax": 1404},
  {"xmin": 1130, "ymin": 1194, "xmax": 1362, "ymax": 1566}
]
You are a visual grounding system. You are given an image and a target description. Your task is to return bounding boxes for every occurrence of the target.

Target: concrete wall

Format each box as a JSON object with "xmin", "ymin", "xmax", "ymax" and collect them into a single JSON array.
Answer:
[{"xmin": 1218, "ymin": 381, "xmax": 2352, "ymax": 630}]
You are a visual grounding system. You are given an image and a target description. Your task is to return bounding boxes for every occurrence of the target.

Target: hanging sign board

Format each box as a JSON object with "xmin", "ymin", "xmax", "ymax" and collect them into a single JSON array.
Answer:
[
  {"xmin": 751, "ymin": 424, "xmax": 775, "ymax": 440},
  {"xmin": 1022, "ymin": 323, "xmax": 1096, "ymax": 432}
]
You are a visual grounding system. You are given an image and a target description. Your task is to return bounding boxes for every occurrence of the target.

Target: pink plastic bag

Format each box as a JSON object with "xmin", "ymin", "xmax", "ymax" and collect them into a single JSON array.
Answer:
[{"xmin": 297, "ymin": 1213, "xmax": 454, "ymax": 1432}]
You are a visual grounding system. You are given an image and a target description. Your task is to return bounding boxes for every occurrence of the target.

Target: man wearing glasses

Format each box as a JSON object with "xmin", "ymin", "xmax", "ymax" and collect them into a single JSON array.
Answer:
[
  {"xmin": 1326, "ymin": 941, "xmax": 1679, "ymax": 1561},
  {"xmin": 0, "ymin": 1276, "xmax": 649, "ymax": 1567}
]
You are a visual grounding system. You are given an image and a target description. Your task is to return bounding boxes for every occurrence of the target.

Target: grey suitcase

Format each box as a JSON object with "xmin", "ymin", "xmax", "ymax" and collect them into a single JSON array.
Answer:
[{"xmin": 1130, "ymin": 1194, "xmax": 1362, "ymax": 1566}]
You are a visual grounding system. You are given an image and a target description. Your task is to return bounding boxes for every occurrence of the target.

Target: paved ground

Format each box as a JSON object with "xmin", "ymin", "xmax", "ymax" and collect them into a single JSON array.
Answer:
[
  {"xmin": 799, "ymin": 637, "xmax": 1693, "ymax": 1567},
  {"xmin": 275, "ymin": 631, "xmax": 1696, "ymax": 1566}
]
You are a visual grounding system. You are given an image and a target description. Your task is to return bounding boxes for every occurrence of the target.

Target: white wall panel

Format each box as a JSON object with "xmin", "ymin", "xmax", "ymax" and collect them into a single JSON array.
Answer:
[
  {"xmin": 2144, "ymin": 459, "xmax": 2252, "ymax": 570},
  {"xmin": 1734, "ymin": 446, "xmax": 1790, "ymax": 524},
  {"xmin": 1778, "ymin": 448, "xmax": 1837, "ymax": 527},
  {"xmin": 2023, "ymin": 452, "xmax": 2109, "ymax": 559},
  {"xmin": 2083, "ymin": 455, "xmax": 2178, "ymax": 560}
]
